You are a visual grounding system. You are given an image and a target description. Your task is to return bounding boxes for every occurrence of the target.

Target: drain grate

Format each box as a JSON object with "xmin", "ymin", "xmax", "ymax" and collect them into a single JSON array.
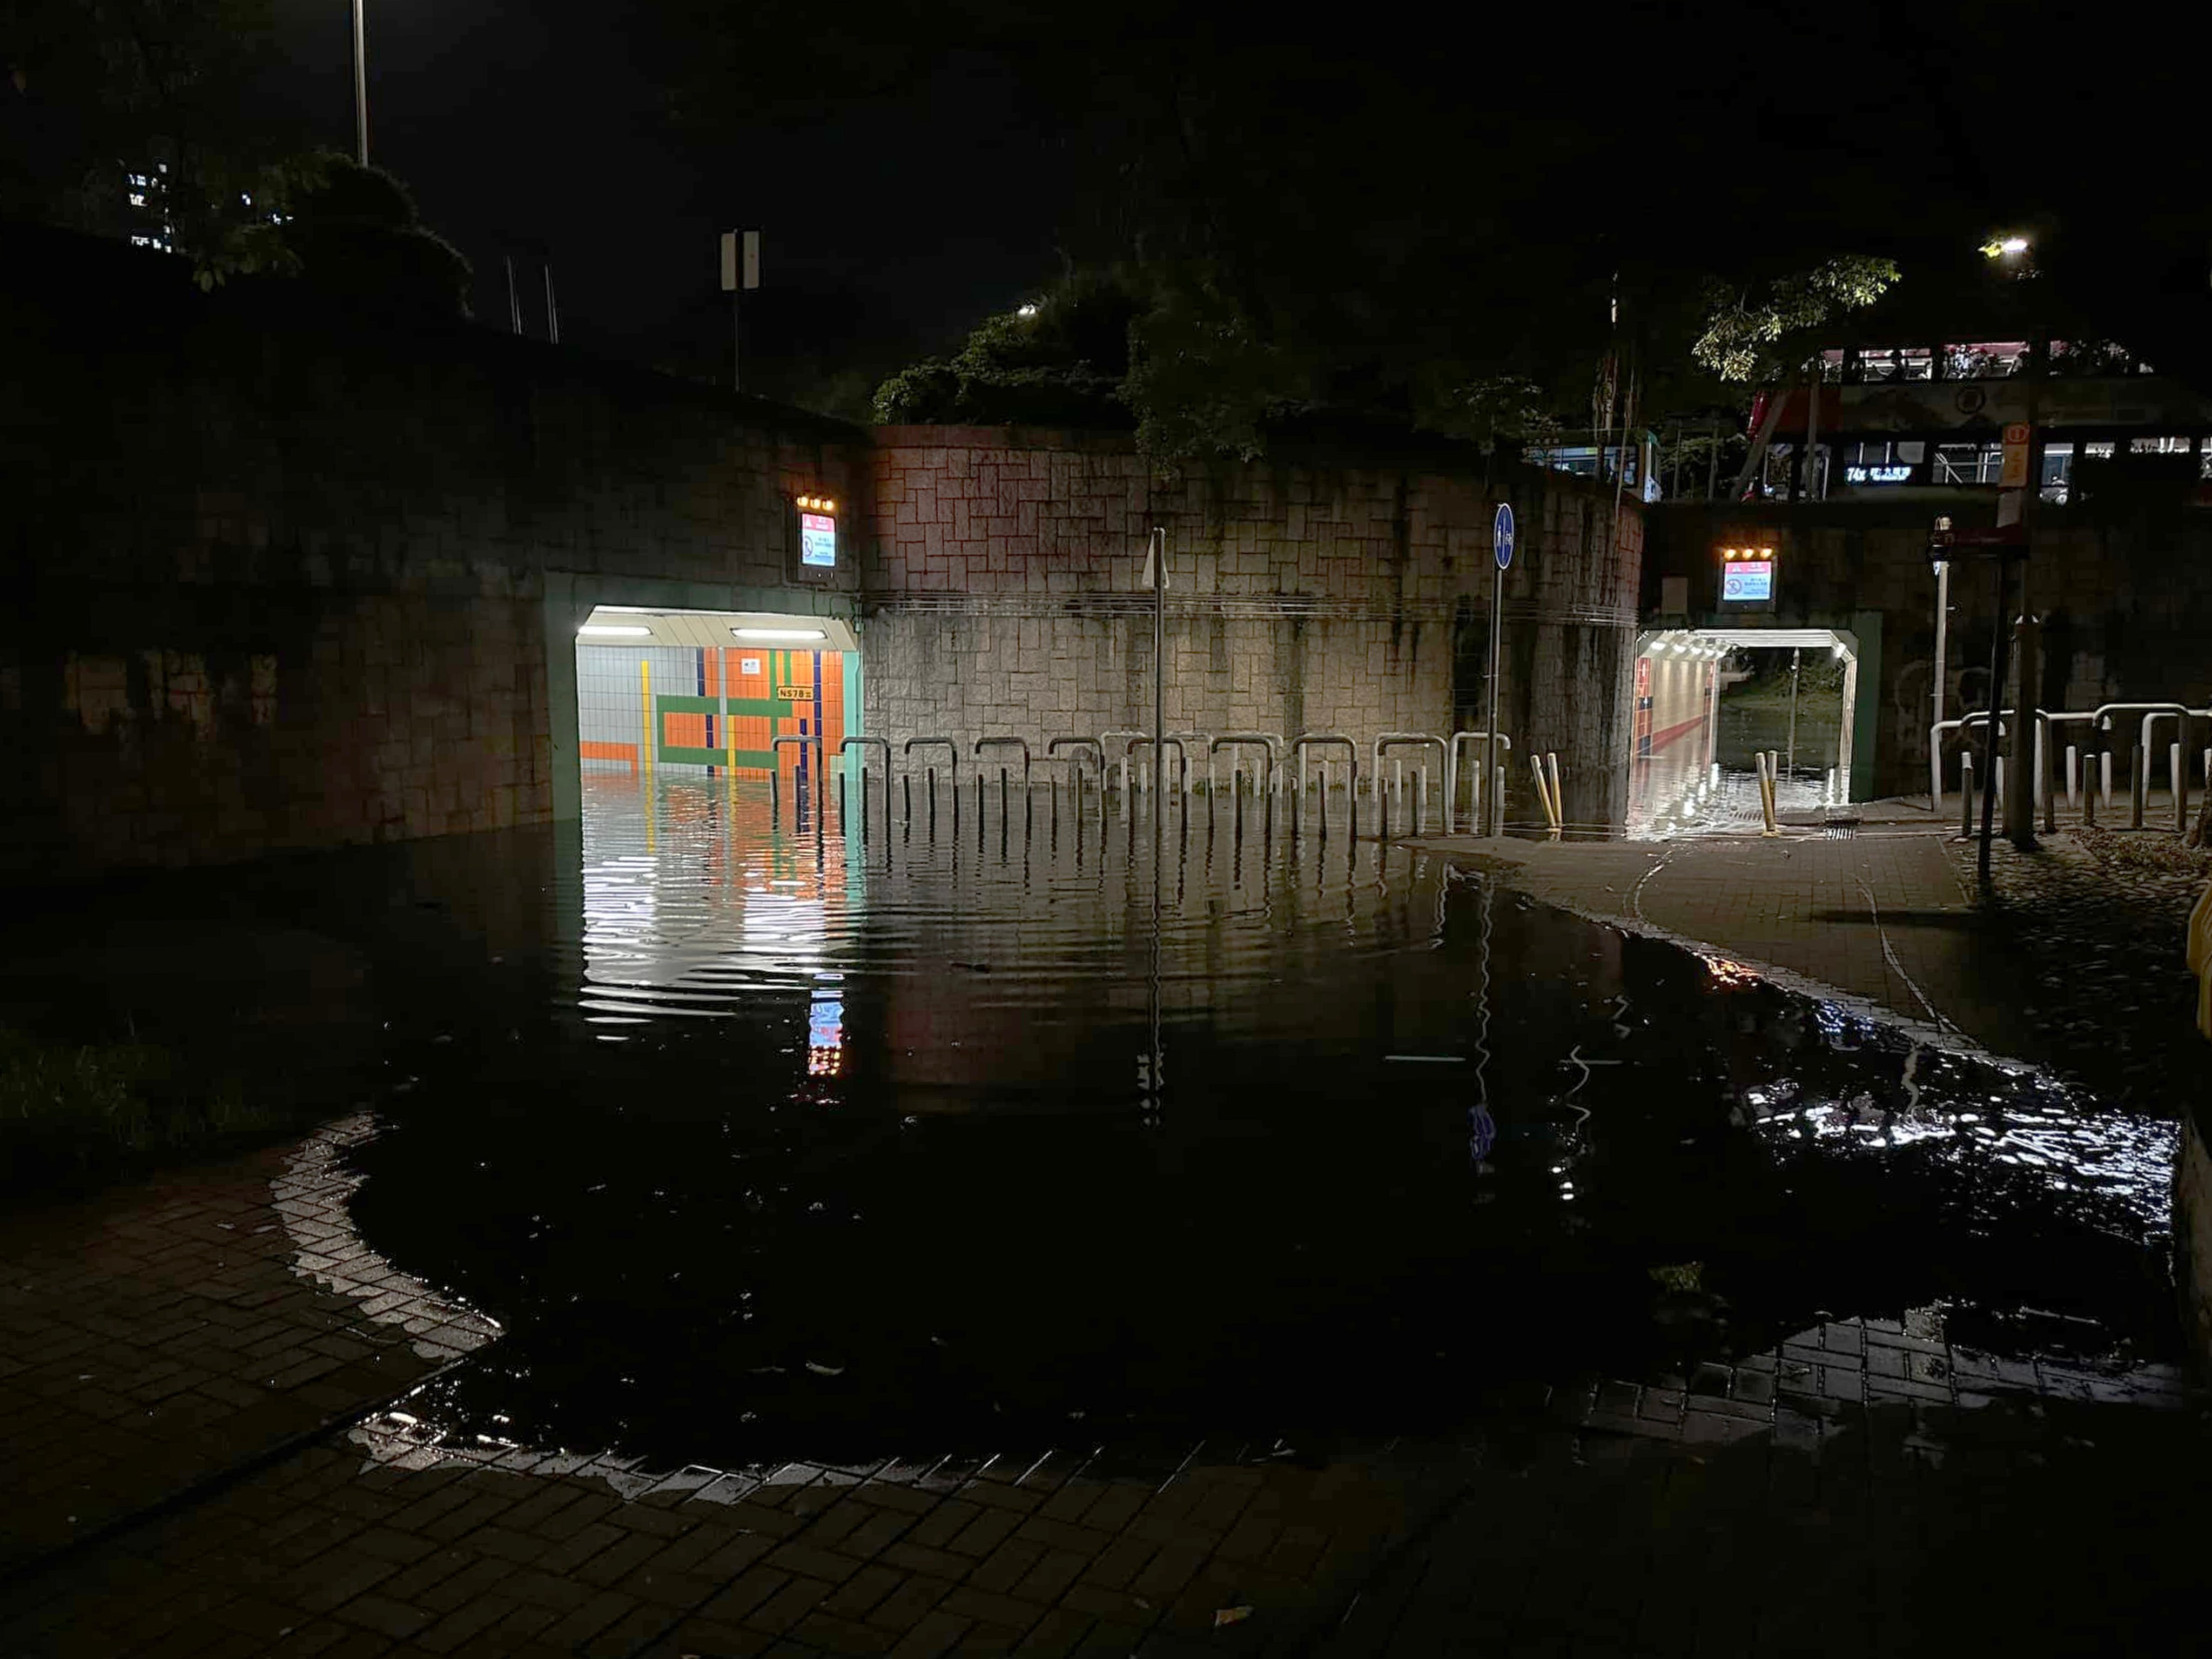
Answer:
[{"xmin": 1823, "ymin": 812, "xmax": 1863, "ymax": 839}]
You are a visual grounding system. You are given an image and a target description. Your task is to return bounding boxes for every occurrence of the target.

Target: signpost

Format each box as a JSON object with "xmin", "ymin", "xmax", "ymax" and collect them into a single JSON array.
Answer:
[
  {"xmin": 1927, "ymin": 518, "xmax": 2031, "ymax": 890},
  {"xmin": 1486, "ymin": 504, "xmax": 1515, "ymax": 835},
  {"xmin": 720, "ymin": 230, "xmax": 760, "ymax": 391}
]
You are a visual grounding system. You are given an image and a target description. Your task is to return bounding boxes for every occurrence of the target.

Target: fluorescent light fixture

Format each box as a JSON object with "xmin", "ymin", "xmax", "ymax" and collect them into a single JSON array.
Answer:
[
  {"xmin": 579, "ymin": 624, "xmax": 650, "ymax": 637},
  {"xmin": 734, "ymin": 627, "xmax": 826, "ymax": 641}
]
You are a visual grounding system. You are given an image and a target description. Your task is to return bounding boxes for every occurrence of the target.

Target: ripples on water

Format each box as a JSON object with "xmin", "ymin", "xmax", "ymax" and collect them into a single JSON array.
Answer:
[{"xmin": 342, "ymin": 771, "xmax": 2176, "ymax": 1467}]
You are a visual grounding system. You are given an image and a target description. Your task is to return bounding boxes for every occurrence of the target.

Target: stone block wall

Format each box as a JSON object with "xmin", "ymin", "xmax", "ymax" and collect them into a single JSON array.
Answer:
[
  {"xmin": 1, "ymin": 227, "xmax": 867, "ymax": 876},
  {"xmin": 863, "ymin": 428, "xmax": 1643, "ymax": 821},
  {"xmin": 1644, "ymin": 502, "xmax": 2212, "ymax": 800}
]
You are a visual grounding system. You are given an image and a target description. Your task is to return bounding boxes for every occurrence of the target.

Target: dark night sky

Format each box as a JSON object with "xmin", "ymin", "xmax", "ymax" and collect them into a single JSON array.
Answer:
[
  {"xmin": 258, "ymin": 1, "xmax": 1065, "ymax": 381},
  {"xmin": 24, "ymin": 1, "xmax": 2193, "ymax": 404}
]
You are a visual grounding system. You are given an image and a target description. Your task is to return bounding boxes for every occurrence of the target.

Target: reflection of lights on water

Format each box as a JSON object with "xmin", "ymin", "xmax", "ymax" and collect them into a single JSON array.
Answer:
[
  {"xmin": 1699, "ymin": 953, "xmax": 1760, "ymax": 988},
  {"xmin": 808, "ymin": 985, "xmax": 845, "ymax": 1077}
]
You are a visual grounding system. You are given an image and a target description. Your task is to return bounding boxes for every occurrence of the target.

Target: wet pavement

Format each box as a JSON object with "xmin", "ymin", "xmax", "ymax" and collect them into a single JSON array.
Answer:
[{"xmin": 0, "ymin": 770, "xmax": 2204, "ymax": 1655}]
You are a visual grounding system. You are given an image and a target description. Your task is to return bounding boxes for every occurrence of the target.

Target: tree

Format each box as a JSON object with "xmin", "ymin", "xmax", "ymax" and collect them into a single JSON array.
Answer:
[{"xmin": 1691, "ymin": 256, "xmax": 1901, "ymax": 385}]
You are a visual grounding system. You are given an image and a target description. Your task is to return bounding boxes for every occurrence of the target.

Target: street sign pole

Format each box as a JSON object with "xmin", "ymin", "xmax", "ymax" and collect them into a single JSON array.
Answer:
[{"xmin": 1487, "ymin": 503, "xmax": 1515, "ymax": 835}]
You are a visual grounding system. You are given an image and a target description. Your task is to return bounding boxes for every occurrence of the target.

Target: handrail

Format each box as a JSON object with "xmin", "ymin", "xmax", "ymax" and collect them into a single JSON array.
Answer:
[
  {"xmin": 903, "ymin": 737, "xmax": 959, "ymax": 790},
  {"xmin": 837, "ymin": 737, "xmax": 891, "ymax": 833},
  {"xmin": 973, "ymin": 736, "xmax": 1032, "ymax": 790},
  {"xmin": 838, "ymin": 735, "xmax": 891, "ymax": 770},
  {"xmin": 1208, "ymin": 733, "xmax": 1277, "ymax": 800},
  {"xmin": 1374, "ymin": 734, "xmax": 1450, "ymax": 835},
  {"xmin": 772, "ymin": 734, "xmax": 823, "ymax": 758}
]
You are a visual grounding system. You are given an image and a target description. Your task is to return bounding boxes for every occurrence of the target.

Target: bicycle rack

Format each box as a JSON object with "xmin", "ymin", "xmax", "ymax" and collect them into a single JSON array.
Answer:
[
  {"xmin": 1208, "ymin": 734, "xmax": 1278, "ymax": 803},
  {"xmin": 1372, "ymin": 734, "xmax": 1450, "ymax": 836},
  {"xmin": 902, "ymin": 737, "xmax": 959, "ymax": 823},
  {"xmin": 838, "ymin": 736, "xmax": 891, "ymax": 835},
  {"xmin": 1449, "ymin": 731, "xmax": 1511, "ymax": 836},
  {"xmin": 1046, "ymin": 736, "xmax": 1106, "ymax": 820},
  {"xmin": 1292, "ymin": 733, "xmax": 1359, "ymax": 838},
  {"xmin": 771, "ymin": 734, "xmax": 824, "ymax": 821},
  {"xmin": 1100, "ymin": 730, "xmax": 1146, "ymax": 797},
  {"xmin": 1126, "ymin": 736, "xmax": 1190, "ymax": 798},
  {"xmin": 974, "ymin": 737, "xmax": 1033, "ymax": 817}
]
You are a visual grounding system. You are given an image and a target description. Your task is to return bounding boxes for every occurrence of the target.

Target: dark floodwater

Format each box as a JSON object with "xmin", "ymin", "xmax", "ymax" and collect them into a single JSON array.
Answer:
[
  {"xmin": 331, "ymin": 772, "xmax": 2175, "ymax": 1468},
  {"xmin": 2, "ymin": 771, "xmax": 2176, "ymax": 1469}
]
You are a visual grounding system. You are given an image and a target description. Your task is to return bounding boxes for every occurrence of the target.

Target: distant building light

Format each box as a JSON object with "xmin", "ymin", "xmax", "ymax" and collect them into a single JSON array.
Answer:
[
  {"xmin": 1845, "ymin": 464, "xmax": 1913, "ymax": 484},
  {"xmin": 129, "ymin": 192, "xmax": 147, "ymax": 207}
]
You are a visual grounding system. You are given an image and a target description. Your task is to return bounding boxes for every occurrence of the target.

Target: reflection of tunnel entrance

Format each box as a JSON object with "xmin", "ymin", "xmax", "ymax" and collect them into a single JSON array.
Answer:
[
  {"xmin": 1628, "ymin": 628, "xmax": 1860, "ymax": 836},
  {"xmin": 573, "ymin": 607, "xmax": 863, "ymax": 792}
]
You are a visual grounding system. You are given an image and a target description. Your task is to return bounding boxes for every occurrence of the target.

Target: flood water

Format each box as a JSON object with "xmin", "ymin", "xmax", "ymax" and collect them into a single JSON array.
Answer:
[{"xmin": 4, "ymin": 771, "xmax": 2180, "ymax": 1470}]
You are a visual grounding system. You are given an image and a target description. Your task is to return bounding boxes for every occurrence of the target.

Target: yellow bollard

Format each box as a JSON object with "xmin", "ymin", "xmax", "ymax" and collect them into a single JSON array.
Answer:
[{"xmin": 638, "ymin": 660, "xmax": 653, "ymax": 778}]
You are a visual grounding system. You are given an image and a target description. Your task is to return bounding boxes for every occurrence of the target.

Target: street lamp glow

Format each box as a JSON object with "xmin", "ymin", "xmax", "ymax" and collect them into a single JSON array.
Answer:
[
  {"xmin": 733, "ymin": 627, "xmax": 826, "ymax": 641},
  {"xmin": 1981, "ymin": 235, "xmax": 2030, "ymax": 258},
  {"xmin": 1017, "ymin": 303, "xmax": 1039, "ymax": 318}
]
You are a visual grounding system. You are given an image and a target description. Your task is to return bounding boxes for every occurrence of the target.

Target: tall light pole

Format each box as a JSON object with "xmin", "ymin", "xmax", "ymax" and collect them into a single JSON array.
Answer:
[{"xmin": 352, "ymin": 0, "xmax": 369, "ymax": 165}]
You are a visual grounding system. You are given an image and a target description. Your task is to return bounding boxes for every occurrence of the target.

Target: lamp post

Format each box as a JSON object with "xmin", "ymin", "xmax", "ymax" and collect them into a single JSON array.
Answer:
[{"xmin": 351, "ymin": 0, "xmax": 368, "ymax": 165}]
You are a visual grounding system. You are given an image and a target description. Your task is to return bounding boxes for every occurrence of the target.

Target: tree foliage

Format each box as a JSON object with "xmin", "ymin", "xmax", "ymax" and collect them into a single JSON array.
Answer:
[{"xmin": 1691, "ymin": 256, "xmax": 1901, "ymax": 382}]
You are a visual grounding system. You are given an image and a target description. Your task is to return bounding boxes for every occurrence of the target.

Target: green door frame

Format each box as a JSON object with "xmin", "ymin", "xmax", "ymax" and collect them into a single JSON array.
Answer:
[{"xmin": 542, "ymin": 570, "xmax": 859, "ymax": 823}]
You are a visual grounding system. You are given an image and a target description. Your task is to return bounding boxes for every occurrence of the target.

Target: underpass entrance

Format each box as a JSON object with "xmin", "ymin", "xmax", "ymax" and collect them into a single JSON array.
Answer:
[{"xmin": 1627, "ymin": 628, "xmax": 1861, "ymax": 837}]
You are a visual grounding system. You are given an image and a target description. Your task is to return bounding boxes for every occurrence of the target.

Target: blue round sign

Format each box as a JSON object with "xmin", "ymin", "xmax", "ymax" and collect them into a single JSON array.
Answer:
[{"xmin": 1493, "ymin": 503, "xmax": 1516, "ymax": 570}]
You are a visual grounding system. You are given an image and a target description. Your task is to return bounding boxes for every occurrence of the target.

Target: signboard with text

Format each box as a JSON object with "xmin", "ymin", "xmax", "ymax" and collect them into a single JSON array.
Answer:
[
  {"xmin": 1722, "ymin": 560, "xmax": 1774, "ymax": 602},
  {"xmin": 799, "ymin": 511, "xmax": 837, "ymax": 568}
]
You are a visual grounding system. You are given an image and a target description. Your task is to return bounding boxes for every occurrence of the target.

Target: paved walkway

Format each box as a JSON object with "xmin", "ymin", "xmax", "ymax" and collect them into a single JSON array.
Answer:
[
  {"xmin": 3, "ymin": 815, "xmax": 2205, "ymax": 1656},
  {"xmin": 1408, "ymin": 825, "xmax": 2045, "ymax": 1057}
]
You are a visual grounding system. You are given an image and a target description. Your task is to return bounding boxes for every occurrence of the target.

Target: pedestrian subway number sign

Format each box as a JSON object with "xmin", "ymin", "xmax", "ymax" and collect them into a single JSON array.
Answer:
[{"xmin": 1494, "ymin": 503, "xmax": 1516, "ymax": 571}]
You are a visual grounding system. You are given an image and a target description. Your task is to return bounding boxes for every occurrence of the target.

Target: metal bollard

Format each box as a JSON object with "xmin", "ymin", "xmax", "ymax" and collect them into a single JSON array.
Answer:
[
  {"xmin": 2066, "ymin": 744, "xmax": 2079, "ymax": 808},
  {"xmin": 1493, "ymin": 763, "xmax": 1507, "ymax": 836},
  {"xmin": 2174, "ymin": 741, "xmax": 2189, "ymax": 833},
  {"xmin": 2101, "ymin": 750, "xmax": 2114, "ymax": 810},
  {"xmin": 1546, "ymin": 754, "xmax": 1563, "ymax": 829},
  {"xmin": 2131, "ymin": 745, "xmax": 2146, "ymax": 830},
  {"xmin": 1993, "ymin": 755, "xmax": 2004, "ymax": 818},
  {"xmin": 1959, "ymin": 751, "xmax": 1975, "ymax": 837},
  {"xmin": 2082, "ymin": 755, "xmax": 2096, "ymax": 827}
]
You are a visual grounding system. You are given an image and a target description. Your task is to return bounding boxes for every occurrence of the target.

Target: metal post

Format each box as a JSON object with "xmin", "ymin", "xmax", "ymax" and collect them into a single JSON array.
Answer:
[
  {"xmin": 1786, "ymin": 646, "xmax": 1800, "ymax": 774},
  {"xmin": 2006, "ymin": 594, "xmax": 2036, "ymax": 849},
  {"xmin": 2174, "ymin": 741, "xmax": 2189, "ymax": 833},
  {"xmin": 2130, "ymin": 745, "xmax": 2146, "ymax": 830},
  {"xmin": 1151, "ymin": 527, "xmax": 1165, "ymax": 853},
  {"xmin": 352, "ymin": 0, "xmax": 368, "ymax": 165},
  {"xmin": 1485, "ymin": 555, "xmax": 1504, "ymax": 835},
  {"xmin": 1977, "ymin": 556, "xmax": 2012, "ymax": 892},
  {"xmin": 1931, "ymin": 559, "xmax": 1949, "ymax": 807}
]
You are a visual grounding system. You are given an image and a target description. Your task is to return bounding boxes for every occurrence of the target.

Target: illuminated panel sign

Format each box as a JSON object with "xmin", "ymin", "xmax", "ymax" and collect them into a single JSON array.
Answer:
[
  {"xmin": 796, "ymin": 494, "xmax": 838, "ymax": 568},
  {"xmin": 1845, "ymin": 464, "xmax": 1914, "ymax": 484},
  {"xmin": 1718, "ymin": 545, "xmax": 1777, "ymax": 603}
]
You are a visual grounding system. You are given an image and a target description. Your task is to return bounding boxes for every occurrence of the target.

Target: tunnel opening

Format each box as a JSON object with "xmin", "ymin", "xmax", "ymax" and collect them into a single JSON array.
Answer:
[
  {"xmin": 572, "ymin": 605, "xmax": 863, "ymax": 798},
  {"xmin": 1627, "ymin": 628, "xmax": 1860, "ymax": 837}
]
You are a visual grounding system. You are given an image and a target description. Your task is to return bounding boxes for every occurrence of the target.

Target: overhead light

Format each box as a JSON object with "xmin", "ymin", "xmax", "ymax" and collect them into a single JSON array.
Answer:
[
  {"xmin": 579, "ymin": 624, "xmax": 650, "ymax": 637},
  {"xmin": 1017, "ymin": 303, "xmax": 1039, "ymax": 318},
  {"xmin": 734, "ymin": 627, "xmax": 826, "ymax": 641}
]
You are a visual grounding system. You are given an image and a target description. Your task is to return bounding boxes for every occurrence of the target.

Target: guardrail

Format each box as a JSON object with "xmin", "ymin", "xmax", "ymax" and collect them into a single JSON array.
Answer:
[{"xmin": 1933, "ymin": 702, "xmax": 2210, "ymax": 832}]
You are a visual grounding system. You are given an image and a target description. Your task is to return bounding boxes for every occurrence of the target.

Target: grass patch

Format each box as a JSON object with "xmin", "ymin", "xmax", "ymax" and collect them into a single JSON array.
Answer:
[{"xmin": 0, "ymin": 1025, "xmax": 285, "ymax": 1194}]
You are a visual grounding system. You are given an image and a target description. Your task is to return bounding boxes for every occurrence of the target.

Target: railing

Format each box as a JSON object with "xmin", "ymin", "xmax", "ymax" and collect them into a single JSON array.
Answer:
[
  {"xmin": 1934, "ymin": 702, "xmax": 2211, "ymax": 832},
  {"xmin": 1126, "ymin": 735, "xmax": 1191, "ymax": 797},
  {"xmin": 1100, "ymin": 730, "xmax": 1147, "ymax": 798}
]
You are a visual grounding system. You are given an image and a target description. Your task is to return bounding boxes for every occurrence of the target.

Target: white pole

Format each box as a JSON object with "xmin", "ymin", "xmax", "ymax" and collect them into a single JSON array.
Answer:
[{"xmin": 1931, "ymin": 560, "xmax": 1949, "ymax": 808}]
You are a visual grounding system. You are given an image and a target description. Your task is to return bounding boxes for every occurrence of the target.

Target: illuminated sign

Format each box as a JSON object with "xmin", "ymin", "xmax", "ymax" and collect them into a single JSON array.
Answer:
[
  {"xmin": 1846, "ymin": 465, "xmax": 1914, "ymax": 484},
  {"xmin": 1723, "ymin": 561, "xmax": 1774, "ymax": 601},
  {"xmin": 796, "ymin": 494, "xmax": 838, "ymax": 568},
  {"xmin": 1718, "ymin": 545, "xmax": 1777, "ymax": 603}
]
